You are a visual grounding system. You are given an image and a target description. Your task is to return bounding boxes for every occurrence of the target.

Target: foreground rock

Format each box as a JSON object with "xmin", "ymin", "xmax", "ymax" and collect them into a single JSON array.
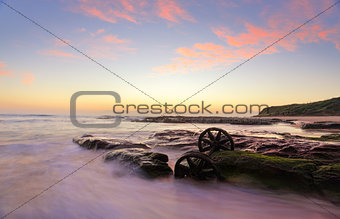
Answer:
[
  {"xmin": 211, "ymin": 151, "xmax": 340, "ymax": 201},
  {"xmin": 104, "ymin": 148, "xmax": 173, "ymax": 178},
  {"xmin": 73, "ymin": 134, "xmax": 150, "ymax": 150}
]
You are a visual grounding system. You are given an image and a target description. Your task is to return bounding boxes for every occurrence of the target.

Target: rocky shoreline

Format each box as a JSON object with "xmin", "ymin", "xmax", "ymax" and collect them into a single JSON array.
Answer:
[
  {"xmin": 73, "ymin": 129, "xmax": 340, "ymax": 202},
  {"xmin": 131, "ymin": 116, "xmax": 290, "ymax": 125}
]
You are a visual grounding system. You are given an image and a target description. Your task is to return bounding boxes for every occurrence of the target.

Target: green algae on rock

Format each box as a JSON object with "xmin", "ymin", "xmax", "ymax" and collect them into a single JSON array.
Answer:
[
  {"xmin": 307, "ymin": 134, "xmax": 340, "ymax": 142},
  {"xmin": 210, "ymin": 151, "xmax": 340, "ymax": 201}
]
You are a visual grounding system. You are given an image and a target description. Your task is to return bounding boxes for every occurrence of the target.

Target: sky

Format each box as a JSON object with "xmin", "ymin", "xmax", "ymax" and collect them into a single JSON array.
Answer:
[{"xmin": 0, "ymin": 0, "xmax": 340, "ymax": 115}]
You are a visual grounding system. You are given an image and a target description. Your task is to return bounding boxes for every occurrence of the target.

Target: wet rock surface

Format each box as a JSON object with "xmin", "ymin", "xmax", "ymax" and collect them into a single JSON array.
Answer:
[
  {"xmin": 147, "ymin": 129, "xmax": 340, "ymax": 199},
  {"xmin": 73, "ymin": 134, "xmax": 172, "ymax": 178},
  {"xmin": 302, "ymin": 122, "xmax": 340, "ymax": 130},
  {"xmin": 73, "ymin": 134, "xmax": 150, "ymax": 150},
  {"xmin": 74, "ymin": 129, "xmax": 340, "ymax": 187},
  {"xmin": 211, "ymin": 151, "xmax": 340, "ymax": 201},
  {"xmin": 146, "ymin": 130, "xmax": 340, "ymax": 163},
  {"xmin": 103, "ymin": 148, "xmax": 173, "ymax": 178},
  {"xmin": 132, "ymin": 116, "xmax": 285, "ymax": 125},
  {"xmin": 145, "ymin": 130, "xmax": 199, "ymax": 152}
]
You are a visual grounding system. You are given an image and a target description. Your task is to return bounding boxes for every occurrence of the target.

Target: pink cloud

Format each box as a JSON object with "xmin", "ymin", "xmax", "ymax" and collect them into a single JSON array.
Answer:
[
  {"xmin": 152, "ymin": 42, "xmax": 240, "ymax": 75},
  {"xmin": 212, "ymin": 24, "xmax": 282, "ymax": 48},
  {"xmin": 0, "ymin": 61, "xmax": 35, "ymax": 85},
  {"xmin": 79, "ymin": 4, "xmax": 118, "ymax": 23},
  {"xmin": 176, "ymin": 48, "xmax": 199, "ymax": 58},
  {"xmin": 121, "ymin": 0, "xmax": 135, "ymax": 12},
  {"xmin": 104, "ymin": 35, "xmax": 129, "ymax": 44},
  {"xmin": 317, "ymin": 23, "xmax": 340, "ymax": 50},
  {"xmin": 21, "ymin": 73, "xmax": 35, "ymax": 85},
  {"xmin": 212, "ymin": 0, "xmax": 340, "ymax": 55},
  {"xmin": 83, "ymin": 33, "xmax": 136, "ymax": 60},
  {"xmin": 39, "ymin": 50, "xmax": 77, "ymax": 58},
  {"xmin": 155, "ymin": 0, "xmax": 195, "ymax": 23},
  {"xmin": 90, "ymin": 28, "xmax": 105, "ymax": 37},
  {"xmin": 97, "ymin": 28, "xmax": 105, "ymax": 34},
  {"xmin": 0, "ymin": 61, "xmax": 12, "ymax": 79},
  {"xmin": 66, "ymin": 0, "xmax": 194, "ymax": 24},
  {"xmin": 153, "ymin": 0, "xmax": 340, "ymax": 76},
  {"xmin": 41, "ymin": 29, "xmax": 135, "ymax": 61},
  {"xmin": 193, "ymin": 43, "xmax": 225, "ymax": 51}
]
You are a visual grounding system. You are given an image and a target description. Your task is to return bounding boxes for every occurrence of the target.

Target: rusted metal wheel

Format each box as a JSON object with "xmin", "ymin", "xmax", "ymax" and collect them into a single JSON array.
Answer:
[
  {"xmin": 174, "ymin": 152, "xmax": 221, "ymax": 180},
  {"xmin": 198, "ymin": 127, "xmax": 234, "ymax": 154}
]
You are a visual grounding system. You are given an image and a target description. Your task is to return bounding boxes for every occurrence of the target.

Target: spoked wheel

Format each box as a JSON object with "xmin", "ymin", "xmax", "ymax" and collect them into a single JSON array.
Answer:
[
  {"xmin": 198, "ymin": 127, "xmax": 234, "ymax": 154},
  {"xmin": 174, "ymin": 152, "xmax": 221, "ymax": 180}
]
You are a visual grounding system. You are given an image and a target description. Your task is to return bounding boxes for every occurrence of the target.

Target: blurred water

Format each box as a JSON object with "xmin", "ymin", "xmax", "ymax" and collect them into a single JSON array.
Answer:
[{"xmin": 0, "ymin": 114, "xmax": 339, "ymax": 218}]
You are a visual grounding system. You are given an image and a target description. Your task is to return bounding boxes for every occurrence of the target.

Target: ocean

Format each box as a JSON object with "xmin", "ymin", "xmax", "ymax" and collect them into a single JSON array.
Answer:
[{"xmin": 0, "ymin": 114, "xmax": 339, "ymax": 218}]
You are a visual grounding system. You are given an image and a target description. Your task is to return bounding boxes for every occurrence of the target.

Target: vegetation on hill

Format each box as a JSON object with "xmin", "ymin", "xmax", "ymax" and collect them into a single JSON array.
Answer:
[{"xmin": 258, "ymin": 97, "xmax": 340, "ymax": 116}]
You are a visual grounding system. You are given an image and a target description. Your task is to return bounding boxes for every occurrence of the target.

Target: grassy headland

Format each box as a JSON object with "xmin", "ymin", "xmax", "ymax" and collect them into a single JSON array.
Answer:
[{"xmin": 258, "ymin": 97, "xmax": 340, "ymax": 116}]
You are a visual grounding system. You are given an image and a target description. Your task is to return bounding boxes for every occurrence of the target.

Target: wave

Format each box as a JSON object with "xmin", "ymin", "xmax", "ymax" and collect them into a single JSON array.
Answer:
[{"xmin": 0, "ymin": 114, "xmax": 55, "ymax": 117}]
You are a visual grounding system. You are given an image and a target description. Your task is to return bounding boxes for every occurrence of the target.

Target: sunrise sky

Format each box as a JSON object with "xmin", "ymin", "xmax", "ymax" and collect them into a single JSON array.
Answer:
[{"xmin": 0, "ymin": 0, "xmax": 340, "ymax": 114}]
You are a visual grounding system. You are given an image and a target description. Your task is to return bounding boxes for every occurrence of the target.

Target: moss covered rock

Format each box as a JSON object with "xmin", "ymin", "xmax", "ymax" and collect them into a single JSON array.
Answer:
[
  {"xmin": 313, "ymin": 163, "xmax": 340, "ymax": 200},
  {"xmin": 211, "ymin": 151, "xmax": 340, "ymax": 201}
]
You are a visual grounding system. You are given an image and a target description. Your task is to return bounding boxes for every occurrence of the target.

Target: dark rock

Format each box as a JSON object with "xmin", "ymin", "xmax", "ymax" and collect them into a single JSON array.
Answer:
[
  {"xmin": 280, "ymin": 146, "xmax": 298, "ymax": 153},
  {"xmin": 146, "ymin": 130, "xmax": 198, "ymax": 152},
  {"xmin": 151, "ymin": 129, "xmax": 197, "ymax": 138},
  {"xmin": 104, "ymin": 148, "xmax": 172, "ymax": 178},
  {"xmin": 133, "ymin": 116, "xmax": 281, "ymax": 125},
  {"xmin": 313, "ymin": 163, "xmax": 340, "ymax": 200},
  {"xmin": 73, "ymin": 135, "xmax": 150, "ymax": 150},
  {"xmin": 302, "ymin": 122, "xmax": 340, "ymax": 130},
  {"xmin": 310, "ymin": 144, "xmax": 340, "ymax": 152},
  {"xmin": 211, "ymin": 151, "xmax": 317, "ymax": 191},
  {"xmin": 147, "ymin": 129, "xmax": 340, "ymax": 164},
  {"xmin": 256, "ymin": 143, "xmax": 281, "ymax": 152},
  {"xmin": 301, "ymin": 144, "xmax": 340, "ymax": 163},
  {"xmin": 149, "ymin": 152, "xmax": 169, "ymax": 162},
  {"xmin": 81, "ymin": 134, "xmax": 94, "ymax": 138},
  {"xmin": 234, "ymin": 139, "xmax": 254, "ymax": 148},
  {"xmin": 211, "ymin": 151, "xmax": 340, "ymax": 201}
]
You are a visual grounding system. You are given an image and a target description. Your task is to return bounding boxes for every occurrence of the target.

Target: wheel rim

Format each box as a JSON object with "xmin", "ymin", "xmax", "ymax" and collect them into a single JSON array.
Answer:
[
  {"xmin": 198, "ymin": 127, "xmax": 234, "ymax": 154},
  {"xmin": 174, "ymin": 152, "xmax": 221, "ymax": 180}
]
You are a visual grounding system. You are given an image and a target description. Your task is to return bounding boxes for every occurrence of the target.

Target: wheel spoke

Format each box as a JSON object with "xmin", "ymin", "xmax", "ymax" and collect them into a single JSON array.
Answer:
[
  {"xmin": 186, "ymin": 157, "xmax": 197, "ymax": 170},
  {"xmin": 201, "ymin": 146, "xmax": 212, "ymax": 152},
  {"xmin": 207, "ymin": 130, "xmax": 215, "ymax": 141},
  {"xmin": 216, "ymin": 130, "xmax": 222, "ymax": 141},
  {"xmin": 179, "ymin": 164, "xmax": 190, "ymax": 175},
  {"xmin": 202, "ymin": 138, "xmax": 212, "ymax": 146},
  {"xmin": 196, "ymin": 160, "xmax": 206, "ymax": 172},
  {"xmin": 219, "ymin": 138, "xmax": 228, "ymax": 144}
]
